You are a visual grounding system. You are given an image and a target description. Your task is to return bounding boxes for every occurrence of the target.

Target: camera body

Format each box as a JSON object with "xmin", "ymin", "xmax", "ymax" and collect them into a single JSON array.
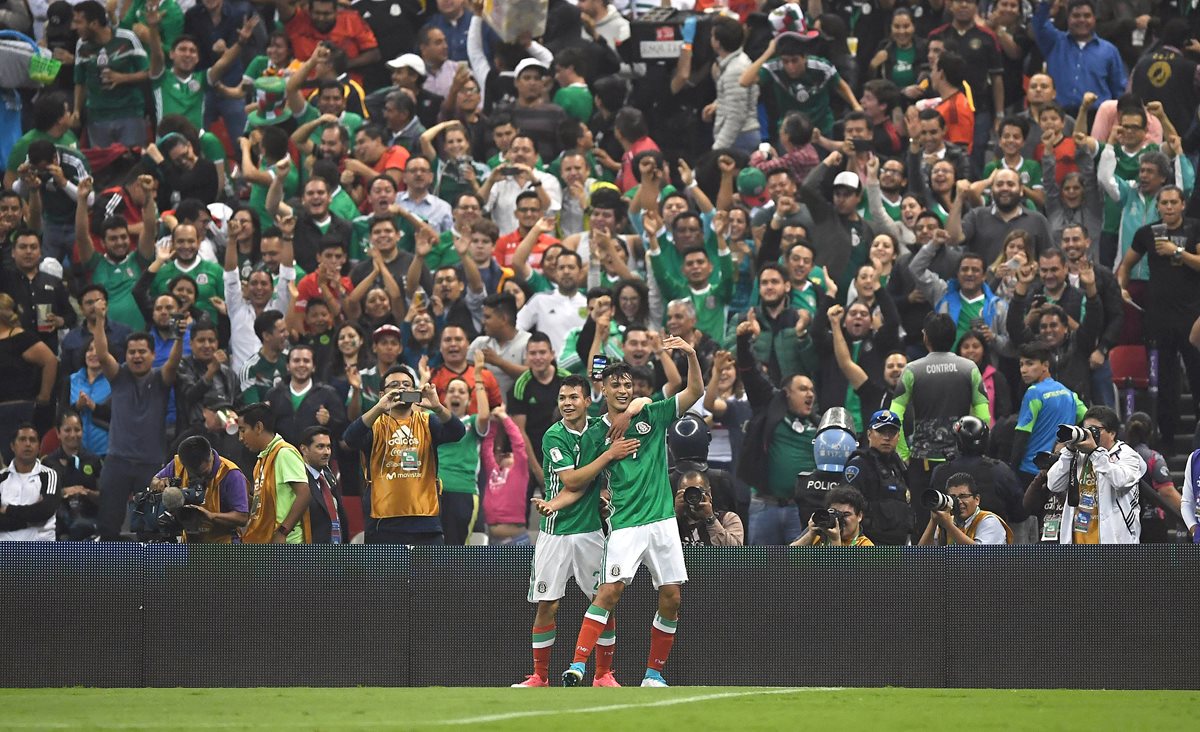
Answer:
[
  {"xmin": 682, "ymin": 485, "xmax": 705, "ymax": 509},
  {"xmin": 129, "ymin": 478, "xmax": 206, "ymax": 541},
  {"xmin": 1057, "ymin": 424, "xmax": 1100, "ymax": 448},
  {"xmin": 170, "ymin": 312, "xmax": 188, "ymax": 339},
  {"xmin": 811, "ymin": 508, "xmax": 841, "ymax": 532}
]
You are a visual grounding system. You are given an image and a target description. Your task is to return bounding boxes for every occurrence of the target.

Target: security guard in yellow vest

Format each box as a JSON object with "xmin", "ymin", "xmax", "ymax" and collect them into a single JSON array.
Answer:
[
  {"xmin": 918, "ymin": 472, "xmax": 1014, "ymax": 545},
  {"xmin": 150, "ymin": 436, "xmax": 250, "ymax": 543}
]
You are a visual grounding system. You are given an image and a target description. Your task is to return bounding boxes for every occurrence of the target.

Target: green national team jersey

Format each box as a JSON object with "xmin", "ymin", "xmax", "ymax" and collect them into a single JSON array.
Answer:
[
  {"xmin": 155, "ymin": 69, "xmax": 208, "ymax": 130},
  {"xmin": 579, "ymin": 397, "xmax": 678, "ymax": 531},
  {"xmin": 540, "ymin": 418, "xmax": 601, "ymax": 536},
  {"xmin": 437, "ymin": 414, "xmax": 482, "ymax": 494},
  {"xmin": 74, "ymin": 29, "xmax": 149, "ymax": 121},
  {"xmin": 152, "ymin": 259, "xmax": 225, "ymax": 321},
  {"xmin": 85, "ymin": 251, "xmax": 149, "ymax": 330}
]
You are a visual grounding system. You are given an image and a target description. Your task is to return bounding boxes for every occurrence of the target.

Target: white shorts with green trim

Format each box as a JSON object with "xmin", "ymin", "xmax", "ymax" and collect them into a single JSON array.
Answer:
[
  {"xmin": 601, "ymin": 518, "xmax": 688, "ymax": 589},
  {"xmin": 528, "ymin": 530, "xmax": 605, "ymax": 602}
]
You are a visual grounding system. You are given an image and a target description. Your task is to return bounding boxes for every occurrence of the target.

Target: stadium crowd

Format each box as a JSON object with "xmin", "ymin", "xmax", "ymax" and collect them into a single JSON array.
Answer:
[{"xmin": 3, "ymin": 0, "xmax": 1200, "ymax": 548}]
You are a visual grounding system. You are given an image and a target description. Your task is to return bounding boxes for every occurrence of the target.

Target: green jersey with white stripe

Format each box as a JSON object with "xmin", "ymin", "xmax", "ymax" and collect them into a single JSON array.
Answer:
[
  {"xmin": 540, "ymin": 417, "xmax": 602, "ymax": 535},
  {"xmin": 579, "ymin": 397, "xmax": 679, "ymax": 530}
]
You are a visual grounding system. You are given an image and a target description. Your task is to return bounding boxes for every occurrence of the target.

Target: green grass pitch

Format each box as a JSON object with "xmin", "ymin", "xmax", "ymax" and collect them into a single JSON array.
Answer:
[{"xmin": 2, "ymin": 687, "xmax": 1198, "ymax": 730}]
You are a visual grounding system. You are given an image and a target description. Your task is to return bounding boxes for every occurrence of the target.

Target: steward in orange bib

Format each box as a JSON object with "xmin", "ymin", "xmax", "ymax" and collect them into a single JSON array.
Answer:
[
  {"xmin": 342, "ymin": 364, "xmax": 466, "ymax": 544},
  {"xmin": 151, "ymin": 436, "xmax": 250, "ymax": 543},
  {"xmin": 918, "ymin": 472, "xmax": 1013, "ymax": 545},
  {"xmin": 236, "ymin": 403, "xmax": 313, "ymax": 544}
]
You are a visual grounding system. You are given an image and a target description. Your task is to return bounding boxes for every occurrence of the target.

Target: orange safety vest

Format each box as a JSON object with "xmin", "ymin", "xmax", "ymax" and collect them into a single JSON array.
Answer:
[
  {"xmin": 244, "ymin": 439, "xmax": 311, "ymax": 544},
  {"xmin": 960, "ymin": 509, "xmax": 1013, "ymax": 545},
  {"xmin": 365, "ymin": 411, "xmax": 442, "ymax": 519},
  {"xmin": 173, "ymin": 454, "xmax": 244, "ymax": 544}
]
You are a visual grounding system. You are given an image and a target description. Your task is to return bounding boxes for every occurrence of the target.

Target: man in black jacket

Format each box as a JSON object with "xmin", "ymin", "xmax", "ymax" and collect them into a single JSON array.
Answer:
[
  {"xmin": 264, "ymin": 344, "xmax": 348, "ymax": 448},
  {"xmin": 843, "ymin": 410, "xmax": 911, "ymax": 545},
  {"xmin": 298, "ymin": 425, "xmax": 350, "ymax": 544},
  {"xmin": 1059, "ymin": 224, "xmax": 1124, "ymax": 409},
  {"xmin": 176, "ymin": 322, "xmax": 240, "ymax": 432}
]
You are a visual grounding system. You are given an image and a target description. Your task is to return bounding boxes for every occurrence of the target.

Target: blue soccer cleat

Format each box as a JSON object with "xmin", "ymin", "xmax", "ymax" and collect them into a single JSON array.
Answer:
[
  {"xmin": 562, "ymin": 662, "xmax": 585, "ymax": 687},
  {"xmin": 640, "ymin": 670, "xmax": 668, "ymax": 687}
]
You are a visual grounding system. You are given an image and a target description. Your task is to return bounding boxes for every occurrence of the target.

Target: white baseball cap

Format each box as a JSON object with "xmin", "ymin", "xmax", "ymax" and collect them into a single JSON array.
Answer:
[
  {"xmin": 513, "ymin": 58, "xmax": 549, "ymax": 77},
  {"xmin": 387, "ymin": 53, "xmax": 426, "ymax": 77},
  {"xmin": 833, "ymin": 171, "xmax": 861, "ymax": 192}
]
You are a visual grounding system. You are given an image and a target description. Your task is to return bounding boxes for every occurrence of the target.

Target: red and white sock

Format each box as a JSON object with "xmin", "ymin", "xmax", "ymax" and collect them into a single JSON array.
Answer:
[
  {"xmin": 595, "ymin": 614, "xmax": 617, "ymax": 675},
  {"xmin": 572, "ymin": 604, "xmax": 610, "ymax": 664},
  {"xmin": 531, "ymin": 624, "xmax": 555, "ymax": 679},
  {"xmin": 647, "ymin": 613, "xmax": 677, "ymax": 673}
]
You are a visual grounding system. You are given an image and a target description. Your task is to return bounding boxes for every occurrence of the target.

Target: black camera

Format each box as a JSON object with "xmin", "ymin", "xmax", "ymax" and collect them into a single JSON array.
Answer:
[
  {"xmin": 129, "ymin": 477, "xmax": 205, "ymax": 541},
  {"xmin": 811, "ymin": 508, "xmax": 841, "ymax": 531},
  {"xmin": 1057, "ymin": 424, "xmax": 1100, "ymax": 448},
  {"xmin": 682, "ymin": 485, "xmax": 704, "ymax": 509},
  {"xmin": 1033, "ymin": 450, "xmax": 1057, "ymax": 471},
  {"xmin": 170, "ymin": 312, "xmax": 188, "ymax": 339},
  {"xmin": 921, "ymin": 489, "xmax": 960, "ymax": 513}
]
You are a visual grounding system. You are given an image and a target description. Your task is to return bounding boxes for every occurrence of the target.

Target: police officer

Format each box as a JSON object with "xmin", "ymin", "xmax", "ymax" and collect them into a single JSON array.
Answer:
[
  {"xmin": 929, "ymin": 416, "xmax": 1028, "ymax": 534},
  {"xmin": 844, "ymin": 410, "xmax": 912, "ymax": 545},
  {"xmin": 668, "ymin": 414, "xmax": 746, "ymax": 532}
]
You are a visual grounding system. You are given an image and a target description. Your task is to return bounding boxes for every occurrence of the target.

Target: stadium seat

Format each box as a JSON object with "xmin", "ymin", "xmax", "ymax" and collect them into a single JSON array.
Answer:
[{"xmin": 1109, "ymin": 345, "xmax": 1150, "ymax": 420}]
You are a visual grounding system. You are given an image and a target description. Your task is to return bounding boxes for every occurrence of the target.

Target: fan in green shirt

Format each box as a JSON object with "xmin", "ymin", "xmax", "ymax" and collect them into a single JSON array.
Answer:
[
  {"xmin": 74, "ymin": 175, "xmax": 158, "ymax": 331},
  {"xmin": 149, "ymin": 224, "xmax": 226, "ymax": 322},
  {"xmin": 5, "ymin": 114, "xmax": 78, "ymax": 185},
  {"xmin": 648, "ymin": 238, "xmax": 734, "ymax": 344},
  {"xmin": 118, "ymin": 0, "xmax": 184, "ymax": 51},
  {"xmin": 74, "ymin": 21, "xmax": 150, "ymax": 124},
  {"xmin": 144, "ymin": 6, "xmax": 255, "ymax": 130}
]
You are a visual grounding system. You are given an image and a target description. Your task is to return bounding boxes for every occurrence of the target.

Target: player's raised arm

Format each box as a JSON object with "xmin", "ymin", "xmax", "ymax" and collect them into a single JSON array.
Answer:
[{"xmin": 661, "ymin": 335, "xmax": 703, "ymax": 415}]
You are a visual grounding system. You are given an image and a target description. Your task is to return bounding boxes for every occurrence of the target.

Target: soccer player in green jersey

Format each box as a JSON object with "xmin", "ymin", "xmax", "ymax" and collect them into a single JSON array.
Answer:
[
  {"xmin": 515, "ymin": 375, "xmax": 644, "ymax": 688},
  {"xmin": 539, "ymin": 335, "xmax": 704, "ymax": 688}
]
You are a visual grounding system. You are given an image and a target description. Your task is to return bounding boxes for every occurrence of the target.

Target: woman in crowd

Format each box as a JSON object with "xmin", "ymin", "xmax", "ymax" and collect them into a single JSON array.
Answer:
[
  {"xmin": 870, "ymin": 7, "xmax": 927, "ymax": 93},
  {"xmin": 482, "ymin": 404, "xmax": 529, "ymax": 545},
  {"xmin": 436, "ymin": 370, "xmax": 491, "ymax": 545},
  {"xmin": 421, "ymin": 120, "xmax": 491, "ymax": 208},
  {"xmin": 325, "ymin": 322, "xmax": 374, "ymax": 400},
  {"xmin": 226, "ymin": 207, "xmax": 263, "ymax": 282},
  {"xmin": 68, "ymin": 339, "xmax": 111, "ymax": 457},
  {"xmin": 402, "ymin": 307, "xmax": 442, "ymax": 370},
  {"xmin": 613, "ymin": 278, "xmax": 650, "ymax": 331},
  {"xmin": 957, "ymin": 329, "xmax": 1011, "ymax": 424},
  {"xmin": 0, "ymin": 293, "xmax": 57, "ymax": 445},
  {"xmin": 987, "ymin": 230, "xmax": 1035, "ymax": 302}
]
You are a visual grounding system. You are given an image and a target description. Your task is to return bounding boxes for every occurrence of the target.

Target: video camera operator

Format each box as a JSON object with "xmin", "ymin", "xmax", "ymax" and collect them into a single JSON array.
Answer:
[
  {"xmin": 674, "ymin": 470, "xmax": 744, "ymax": 547},
  {"xmin": 149, "ymin": 436, "xmax": 249, "ymax": 543},
  {"xmin": 1046, "ymin": 406, "xmax": 1145, "ymax": 544},
  {"xmin": 918, "ymin": 473, "xmax": 1013, "ymax": 545},
  {"xmin": 791, "ymin": 486, "xmax": 875, "ymax": 547}
]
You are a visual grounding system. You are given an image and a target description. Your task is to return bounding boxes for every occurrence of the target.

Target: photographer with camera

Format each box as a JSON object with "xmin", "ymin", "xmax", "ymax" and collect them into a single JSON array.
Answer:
[
  {"xmin": 918, "ymin": 473, "xmax": 1013, "ymax": 545},
  {"xmin": 791, "ymin": 485, "xmax": 875, "ymax": 547},
  {"xmin": 674, "ymin": 470, "xmax": 744, "ymax": 547},
  {"xmin": 149, "ymin": 436, "xmax": 249, "ymax": 544},
  {"xmin": 1046, "ymin": 406, "xmax": 1146, "ymax": 544}
]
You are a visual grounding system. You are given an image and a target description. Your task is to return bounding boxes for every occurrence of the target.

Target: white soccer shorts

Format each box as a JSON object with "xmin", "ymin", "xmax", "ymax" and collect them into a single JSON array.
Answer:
[
  {"xmin": 527, "ymin": 530, "xmax": 605, "ymax": 602},
  {"xmin": 601, "ymin": 518, "xmax": 688, "ymax": 589}
]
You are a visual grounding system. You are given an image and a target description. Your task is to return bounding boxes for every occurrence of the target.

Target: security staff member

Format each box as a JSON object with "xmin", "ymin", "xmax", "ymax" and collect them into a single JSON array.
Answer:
[
  {"xmin": 152, "ymin": 435, "xmax": 249, "ymax": 544},
  {"xmin": 843, "ymin": 409, "xmax": 911, "ymax": 545},
  {"xmin": 930, "ymin": 416, "xmax": 1027, "ymax": 526},
  {"xmin": 342, "ymin": 365, "xmax": 465, "ymax": 544}
]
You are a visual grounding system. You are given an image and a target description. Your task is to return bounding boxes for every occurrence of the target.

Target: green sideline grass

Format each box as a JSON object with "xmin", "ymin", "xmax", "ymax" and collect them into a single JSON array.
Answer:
[{"xmin": 1, "ymin": 687, "xmax": 1198, "ymax": 730}]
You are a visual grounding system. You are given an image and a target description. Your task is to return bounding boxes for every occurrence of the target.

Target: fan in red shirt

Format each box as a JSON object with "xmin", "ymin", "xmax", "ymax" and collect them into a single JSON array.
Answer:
[
  {"xmin": 276, "ymin": 0, "xmax": 380, "ymax": 85},
  {"xmin": 495, "ymin": 190, "xmax": 560, "ymax": 270},
  {"xmin": 429, "ymin": 325, "xmax": 502, "ymax": 414},
  {"xmin": 295, "ymin": 237, "xmax": 353, "ymax": 315}
]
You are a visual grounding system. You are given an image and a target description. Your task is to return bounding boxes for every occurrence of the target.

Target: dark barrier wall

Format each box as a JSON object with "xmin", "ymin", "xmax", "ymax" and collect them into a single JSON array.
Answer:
[{"xmin": 3, "ymin": 544, "xmax": 1198, "ymax": 689}]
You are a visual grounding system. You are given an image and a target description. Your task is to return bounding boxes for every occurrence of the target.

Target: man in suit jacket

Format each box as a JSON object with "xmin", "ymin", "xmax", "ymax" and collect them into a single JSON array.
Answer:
[{"xmin": 298, "ymin": 425, "xmax": 350, "ymax": 544}]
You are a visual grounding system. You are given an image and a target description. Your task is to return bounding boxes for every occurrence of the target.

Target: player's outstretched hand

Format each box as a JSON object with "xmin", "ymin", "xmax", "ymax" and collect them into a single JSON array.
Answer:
[
  {"xmin": 531, "ymin": 498, "xmax": 554, "ymax": 517},
  {"xmin": 660, "ymin": 335, "xmax": 694, "ymax": 355},
  {"xmin": 606, "ymin": 437, "xmax": 640, "ymax": 461}
]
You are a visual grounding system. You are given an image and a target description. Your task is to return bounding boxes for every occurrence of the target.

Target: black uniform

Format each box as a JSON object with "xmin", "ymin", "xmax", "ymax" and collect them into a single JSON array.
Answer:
[{"xmin": 843, "ymin": 446, "xmax": 911, "ymax": 545}]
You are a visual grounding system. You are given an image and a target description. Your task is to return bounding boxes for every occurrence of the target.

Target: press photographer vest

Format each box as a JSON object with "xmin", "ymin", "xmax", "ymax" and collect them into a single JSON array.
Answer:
[
  {"xmin": 173, "ymin": 454, "xmax": 241, "ymax": 544},
  {"xmin": 245, "ymin": 440, "xmax": 311, "ymax": 544},
  {"xmin": 367, "ymin": 411, "xmax": 441, "ymax": 519},
  {"xmin": 956, "ymin": 510, "xmax": 1013, "ymax": 545}
]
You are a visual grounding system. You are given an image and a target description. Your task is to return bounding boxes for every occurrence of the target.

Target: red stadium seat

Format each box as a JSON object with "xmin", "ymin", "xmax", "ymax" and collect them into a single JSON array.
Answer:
[{"xmin": 1109, "ymin": 345, "xmax": 1150, "ymax": 420}]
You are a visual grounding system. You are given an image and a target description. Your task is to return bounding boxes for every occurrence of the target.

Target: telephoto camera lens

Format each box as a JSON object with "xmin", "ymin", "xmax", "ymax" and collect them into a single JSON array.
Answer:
[
  {"xmin": 921, "ymin": 490, "xmax": 956, "ymax": 513},
  {"xmin": 683, "ymin": 486, "xmax": 704, "ymax": 508}
]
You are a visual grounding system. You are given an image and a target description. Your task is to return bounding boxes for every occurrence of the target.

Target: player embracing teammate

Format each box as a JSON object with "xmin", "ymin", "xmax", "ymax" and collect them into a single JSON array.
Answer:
[{"xmin": 535, "ymin": 336, "xmax": 703, "ymax": 688}]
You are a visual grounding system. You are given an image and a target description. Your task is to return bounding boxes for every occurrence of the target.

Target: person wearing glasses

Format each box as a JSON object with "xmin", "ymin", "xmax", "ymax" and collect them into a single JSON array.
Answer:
[
  {"xmin": 791, "ymin": 485, "xmax": 875, "ymax": 547},
  {"xmin": 918, "ymin": 472, "xmax": 1013, "ymax": 545}
]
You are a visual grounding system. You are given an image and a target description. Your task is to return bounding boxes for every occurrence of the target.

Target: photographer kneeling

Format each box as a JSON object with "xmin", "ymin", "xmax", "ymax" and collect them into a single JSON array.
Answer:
[
  {"xmin": 1046, "ymin": 406, "xmax": 1145, "ymax": 544},
  {"xmin": 150, "ymin": 436, "xmax": 250, "ymax": 543},
  {"xmin": 918, "ymin": 473, "xmax": 1013, "ymax": 545},
  {"xmin": 791, "ymin": 486, "xmax": 874, "ymax": 546},
  {"xmin": 675, "ymin": 470, "xmax": 744, "ymax": 546}
]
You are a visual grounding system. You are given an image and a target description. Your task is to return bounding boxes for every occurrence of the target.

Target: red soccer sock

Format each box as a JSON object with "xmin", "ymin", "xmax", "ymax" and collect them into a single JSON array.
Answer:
[
  {"xmin": 531, "ymin": 624, "xmax": 555, "ymax": 679},
  {"xmin": 572, "ymin": 604, "xmax": 610, "ymax": 665},
  {"xmin": 595, "ymin": 614, "xmax": 617, "ymax": 675},
  {"xmin": 647, "ymin": 613, "xmax": 678, "ymax": 673}
]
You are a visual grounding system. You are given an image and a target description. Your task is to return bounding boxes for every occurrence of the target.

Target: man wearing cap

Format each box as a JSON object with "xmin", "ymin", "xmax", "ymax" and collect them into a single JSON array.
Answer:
[
  {"xmin": 347, "ymin": 324, "xmax": 406, "ymax": 418},
  {"xmin": 739, "ymin": 31, "xmax": 860, "ymax": 137},
  {"xmin": 843, "ymin": 410, "xmax": 911, "ymax": 545},
  {"xmin": 274, "ymin": 0, "xmax": 380, "ymax": 84},
  {"xmin": 367, "ymin": 53, "xmax": 444, "ymax": 129},
  {"xmin": 799, "ymin": 149, "xmax": 879, "ymax": 294},
  {"xmin": 511, "ymin": 58, "xmax": 569, "ymax": 162}
]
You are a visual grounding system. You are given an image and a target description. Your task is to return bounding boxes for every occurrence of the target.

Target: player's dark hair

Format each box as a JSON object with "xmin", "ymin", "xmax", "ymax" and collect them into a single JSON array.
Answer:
[
  {"xmin": 560, "ymin": 374, "xmax": 591, "ymax": 397},
  {"xmin": 600, "ymin": 361, "xmax": 634, "ymax": 384}
]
